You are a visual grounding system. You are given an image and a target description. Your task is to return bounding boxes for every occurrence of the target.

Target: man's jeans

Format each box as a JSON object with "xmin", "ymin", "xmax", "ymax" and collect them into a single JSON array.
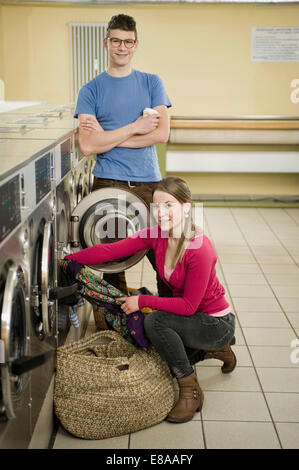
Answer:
[{"xmin": 144, "ymin": 310, "xmax": 236, "ymax": 378}]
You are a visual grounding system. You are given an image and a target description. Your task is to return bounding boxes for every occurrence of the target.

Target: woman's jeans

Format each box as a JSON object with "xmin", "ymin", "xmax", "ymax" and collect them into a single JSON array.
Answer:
[{"xmin": 144, "ymin": 310, "xmax": 236, "ymax": 379}]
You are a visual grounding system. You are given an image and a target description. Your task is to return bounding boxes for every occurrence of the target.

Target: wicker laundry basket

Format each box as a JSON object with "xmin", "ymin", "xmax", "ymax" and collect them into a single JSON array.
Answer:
[{"xmin": 54, "ymin": 330, "xmax": 175, "ymax": 440}]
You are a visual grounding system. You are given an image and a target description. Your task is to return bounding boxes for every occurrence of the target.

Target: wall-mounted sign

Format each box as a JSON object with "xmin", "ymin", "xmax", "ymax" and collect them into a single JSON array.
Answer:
[{"xmin": 252, "ymin": 27, "xmax": 299, "ymax": 62}]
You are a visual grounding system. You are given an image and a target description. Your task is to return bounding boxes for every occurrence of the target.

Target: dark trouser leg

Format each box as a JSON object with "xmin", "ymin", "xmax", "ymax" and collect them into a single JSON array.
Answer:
[
  {"xmin": 144, "ymin": 310, "xmax": 235, "ymax": 379},
  {"xmin": 92, "ymin": 177, "xmax": 128, "ymax": 294}
]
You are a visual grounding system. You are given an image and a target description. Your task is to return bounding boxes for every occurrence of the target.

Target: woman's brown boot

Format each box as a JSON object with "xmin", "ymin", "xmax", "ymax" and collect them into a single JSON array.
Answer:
[
  {"xmin": 203, "ymin": 336, "xmax": 237, "ymax": 373},
  {"xmin": 166, "ymin": 372, "xmax": 204, "ymax": 423}
]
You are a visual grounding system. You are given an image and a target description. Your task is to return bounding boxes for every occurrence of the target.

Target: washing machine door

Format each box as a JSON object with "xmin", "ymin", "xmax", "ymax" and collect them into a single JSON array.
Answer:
[
  {"xmin": 31, "ymin": 221, "xmax": 56, "ymax": 338},
  {"xmin": 70, "ymin": 187, "xmax": 150, "ymax": 273},
  {"xmin": 0, "ymin": 264, "xmax": 54, "ymax": 421},
  {"xmin": 0, "ymin": 265, "xmax": 27, "ymax": 420},
  {"xmin": 88, "ymin": 159, "xmax": 95, "ymax": 193}
]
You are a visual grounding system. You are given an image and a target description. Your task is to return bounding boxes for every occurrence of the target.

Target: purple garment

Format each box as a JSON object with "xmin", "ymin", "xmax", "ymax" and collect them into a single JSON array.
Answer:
[
  {"xmin": 99, "ymin": 300, "xmax": 150, "ymax": 350},
  {"xmin": 126, "ymin": 311, "xmax": 151, "ymax": 350}
]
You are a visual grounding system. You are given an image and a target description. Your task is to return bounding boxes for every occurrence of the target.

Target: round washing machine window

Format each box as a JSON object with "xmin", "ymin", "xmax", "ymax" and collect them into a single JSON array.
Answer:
[
  {"xmin": 70, "ymin": 187, "xmax": 152, "ymax": 273},
  {"xmin": 0, "ymin": 264, "xmax": 27, "ymax": 420},
  {"xmin": 31, "ymin": 220, "xmax": 55, "ymax": 338}
]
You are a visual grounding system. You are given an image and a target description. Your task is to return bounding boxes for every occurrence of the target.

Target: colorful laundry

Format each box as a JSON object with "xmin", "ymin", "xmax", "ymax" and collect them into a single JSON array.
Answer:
[{"xmin": 59, "ymin": 259, "xmax": 150, "ymax": 350}]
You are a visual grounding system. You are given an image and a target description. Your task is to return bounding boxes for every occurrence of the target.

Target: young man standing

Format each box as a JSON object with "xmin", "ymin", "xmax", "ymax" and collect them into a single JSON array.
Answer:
[{"xmin": 74, "ymin": 14, "xmax": 172, "ymax": 296}]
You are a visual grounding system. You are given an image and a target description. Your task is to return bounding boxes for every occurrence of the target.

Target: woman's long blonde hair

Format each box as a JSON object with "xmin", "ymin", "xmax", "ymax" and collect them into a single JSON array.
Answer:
[{"xmin": 152, "ymin": 176, "xmax": 197, "ymax": 269}]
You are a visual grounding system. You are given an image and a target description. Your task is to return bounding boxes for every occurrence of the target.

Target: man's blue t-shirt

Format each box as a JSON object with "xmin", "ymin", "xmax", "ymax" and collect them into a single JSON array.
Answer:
[{"xmin": 74, "ymin": 69, "xmax": 172, "ymax": 182}]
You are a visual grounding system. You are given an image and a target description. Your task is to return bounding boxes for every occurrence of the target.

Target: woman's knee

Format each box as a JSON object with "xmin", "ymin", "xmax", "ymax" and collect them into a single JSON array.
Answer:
[{"xmin": 144, "ymin": 310, "xmax": 165, "ymax": 335}]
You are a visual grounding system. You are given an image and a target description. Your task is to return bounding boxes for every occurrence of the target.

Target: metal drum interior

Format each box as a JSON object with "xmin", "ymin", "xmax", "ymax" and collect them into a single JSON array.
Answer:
[{"xmin": 70, "ymin": 187, "xmax": 150, "ymax": 273}]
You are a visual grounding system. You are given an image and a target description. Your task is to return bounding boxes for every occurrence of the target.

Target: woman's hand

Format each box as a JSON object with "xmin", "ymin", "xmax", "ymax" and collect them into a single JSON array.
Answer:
[{"xmin": 119, "ymin": 296, "xmax": 140, "ymax": 315}]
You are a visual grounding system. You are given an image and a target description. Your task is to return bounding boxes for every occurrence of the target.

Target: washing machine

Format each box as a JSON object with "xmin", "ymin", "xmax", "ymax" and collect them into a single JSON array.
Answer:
[
  {"xmin": 51, "ymin": 134, "xmax": 83, "ymax": 347},
  {"xmin": 0, "ymin": 159, "xmax": 55, "ymax": 449},
  {"xmin": 0, "ymin": 112, "xmax": 78, "ymax": 132},
  {"xmin": 69, "ymin": 187, "xmax": 151, "ymax": 273},
  {"xmin": 0, "ymin": 127, "xmax": 77, "ymax": 241},
  {"xmin": 0, "ymin": 137, "xmax": 76, "ymax": 448},
  {"xmin": 5, "ymin": 103, "xmax": 75, "ymax": 117},
  {"xmin": 0, "ymin": 170, "xmax": 32, "ymax": 448},
  {"xmin": 26, "ymin": 176, "xmax": 59, "ymax": 440},
  {"xmin": 0, "ymin": 116, "xmax": 92, "ymax": 347}
]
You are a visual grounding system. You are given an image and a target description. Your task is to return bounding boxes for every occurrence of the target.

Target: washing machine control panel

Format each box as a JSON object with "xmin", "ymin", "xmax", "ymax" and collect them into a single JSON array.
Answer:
[
  {"xmin": 35, "ymin": 153, "xmax": 51, "ymax": 204},
  {"xmin": 0, "ymin": 174, "xmax": 21, "ymax": 243}
]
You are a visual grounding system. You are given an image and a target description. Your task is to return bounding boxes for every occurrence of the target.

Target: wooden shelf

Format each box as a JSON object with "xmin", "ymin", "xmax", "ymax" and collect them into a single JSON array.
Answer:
[{"xmin": 170, "ymin": 120, "xmax": 299, "ymax": 130}]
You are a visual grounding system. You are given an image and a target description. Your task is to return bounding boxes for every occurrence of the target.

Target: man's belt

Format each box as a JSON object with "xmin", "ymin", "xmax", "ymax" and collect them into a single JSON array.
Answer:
[{"xmin": 95, "ymin": 178, "xmax": 155, "ymax": 188}]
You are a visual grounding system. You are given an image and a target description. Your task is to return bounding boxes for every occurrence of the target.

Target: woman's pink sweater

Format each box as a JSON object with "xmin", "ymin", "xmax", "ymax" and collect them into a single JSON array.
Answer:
[{"xmin": 65, "ymin": 225, "xmax": 230, "ymax": 317}]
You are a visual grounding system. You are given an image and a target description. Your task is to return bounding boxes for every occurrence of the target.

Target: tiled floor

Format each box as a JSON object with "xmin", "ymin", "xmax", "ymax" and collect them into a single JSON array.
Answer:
[{"xmin": 53, "ymin": 207, "xmax": 299, "ymax": 449}]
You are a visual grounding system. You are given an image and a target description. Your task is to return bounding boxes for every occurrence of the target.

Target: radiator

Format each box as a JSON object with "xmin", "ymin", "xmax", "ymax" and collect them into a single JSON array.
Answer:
[{"xmin": 69, "ymin": 22, "xmax": 108, "ymax": 102}]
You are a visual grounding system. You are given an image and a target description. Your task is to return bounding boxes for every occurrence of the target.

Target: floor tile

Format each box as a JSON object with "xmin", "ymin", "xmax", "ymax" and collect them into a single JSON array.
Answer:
[
  {"xmin": 215, "ymin": 245, "xmax": 251, "ymax": 255},
  {"xmin": 285, "ymin": 312, "xmax": 299, "ymax": 328},
  {"xmin": 251, "ymin": 246, "xmax": 289, "ymax": 256},
  {"xmin": 233, "ymin": 297, "xmax": 282, "ymax": 312},
  {"xmin": 234, "ymin": 326, "xmax": 246, "ymax": 345},
  {"xmin": 129, "ymin": 420, "xmax": 204, "ymax": 449},
  {"xmin": 224, "ymin": 273, "xmax": 267, "ymax": 285},
  {"xmin": 271, "ymin": 285, "xmax": 299, "ymax": 299},
  {"xmin": 242, "ymin": 327, "xmax": 295, "ymax": 346},
  {"xmin": 203, "ymin": 421, "xmax": 281, "ymax": 449},
  {"xmin": 255, "ymin": 256, "xmax": 295, "ymax": 265},
  {"xmin": 275, "ymin": 423, "xmax": 299, "ymax": 449},
  {"xmin": 249, "ymin": 346, "xmax": 298, "ymax": 367},
  {"xmin": 265, "ymin": 273, "xmax": 299, "ymax": 286},
  {"xmin": 126, "ymin": 264, "xmax": 143, "ymax": 274},
  {"xmin": 260, "ymin": 264, "xmax": 299, "ymax": 274},
  {"xmin": 229, "ymin": 285, "xmax": 274, "ymax": 298},
  {"xmin": 53, "ymin": 426, "xmax": 129, "ymax": 449},
  {"xmin": 221, "ymin": 263, "xmax": 262, "ymax": 274},
  {"xmin": 196, "ymin": 366, "xmax": 261, "ymax": 392},
  {"xmin": 265, "ymin": 393, "xmax": 299, "ymax": 422},
  {"xmin": 285, "ymin": 209, "xmax": 299, "ymax": 224},
  {"xmin": 201, "ymin": 391, "xmax": 271, "ymax": 422},
  {"xmin": 237, "ymin": 311, "xmax": 289, "ymax": 328},
  {"xmin": 141, "ymin": 271, "xmax": 158, "ymax": 283},
  {"xmin": 256, "ymin": 368, "xmax": 299, "ymax": 392},
  {"xmin": 279, "ymin": 298, "xmax": 299, "ymax": 313},
  {"xmin": 217, "ymin": 253, "xmax": 256, "ymax": 264}
]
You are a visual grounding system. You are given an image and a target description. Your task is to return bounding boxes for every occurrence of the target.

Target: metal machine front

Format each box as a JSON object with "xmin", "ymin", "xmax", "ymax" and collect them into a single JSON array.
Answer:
[{"xmin": 70, "ymin": 187, "xmax": 151, "ymax": 273}]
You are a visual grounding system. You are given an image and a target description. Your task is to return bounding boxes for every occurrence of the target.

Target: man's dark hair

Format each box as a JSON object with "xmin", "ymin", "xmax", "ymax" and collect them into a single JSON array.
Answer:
[{"xmin": 107, "ymin": 14, "xmax": 137, "ymax": 40}]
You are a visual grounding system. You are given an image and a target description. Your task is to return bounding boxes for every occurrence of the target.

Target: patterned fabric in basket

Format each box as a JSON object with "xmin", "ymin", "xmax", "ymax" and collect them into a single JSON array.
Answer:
[{"xmin": 60, "ymin": 259, "xmax": 150, "ymax": 350}]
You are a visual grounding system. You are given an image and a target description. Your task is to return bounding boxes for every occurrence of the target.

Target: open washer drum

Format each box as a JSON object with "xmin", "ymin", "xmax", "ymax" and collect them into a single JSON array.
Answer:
[{"xmin": 70, "ymin": 187, "xmax": 153, "ymax": 273}]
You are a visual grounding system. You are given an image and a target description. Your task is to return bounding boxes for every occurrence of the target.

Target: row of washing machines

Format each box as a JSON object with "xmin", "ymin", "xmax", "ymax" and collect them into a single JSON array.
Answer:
[{"xmin": 0, "ymin": 104, "xmax": 97, "ymax": 448}]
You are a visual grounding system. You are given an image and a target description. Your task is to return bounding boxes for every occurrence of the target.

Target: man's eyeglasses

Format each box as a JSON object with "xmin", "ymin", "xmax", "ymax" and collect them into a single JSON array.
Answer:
[{"xmin": 107, "ymin": 37, "xmax": 137, "ymax": 49}]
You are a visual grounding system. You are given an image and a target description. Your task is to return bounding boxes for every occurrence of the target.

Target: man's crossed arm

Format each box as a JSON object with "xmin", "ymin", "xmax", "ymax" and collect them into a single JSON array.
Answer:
[{"xmin": 78, "ymin": 105, "xmax": 170, "ymax": 156}]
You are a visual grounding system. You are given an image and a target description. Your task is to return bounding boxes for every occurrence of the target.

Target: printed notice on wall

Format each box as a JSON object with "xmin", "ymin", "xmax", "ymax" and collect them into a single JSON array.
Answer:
[{"xmin": 252, "ymin": 27, "xmax": 299, "ymax": 62}]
